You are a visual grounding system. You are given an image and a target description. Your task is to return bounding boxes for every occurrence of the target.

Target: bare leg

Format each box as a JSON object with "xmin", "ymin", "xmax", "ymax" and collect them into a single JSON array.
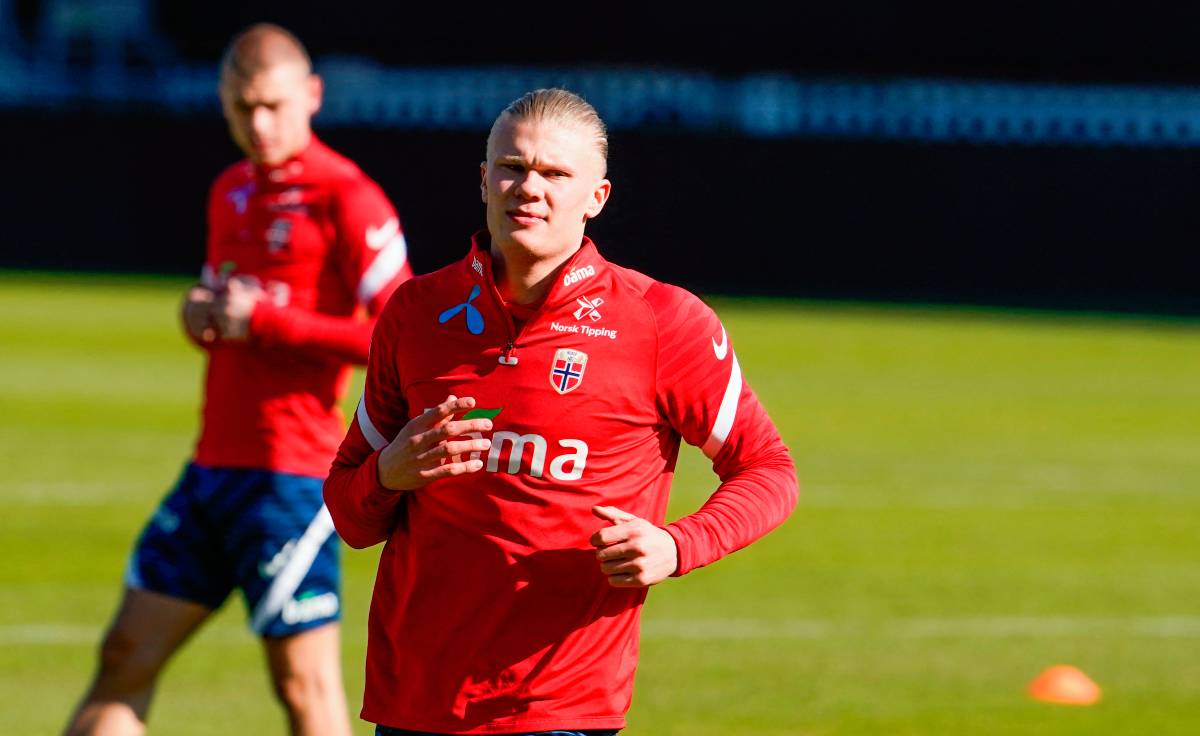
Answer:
[
  {"xmin": 263, "ymin": 622, "xmax": 351, "ymax": 736},
  {"xmin": 64, "ymin": 588, "xmax": 212, "ymax": 736}
]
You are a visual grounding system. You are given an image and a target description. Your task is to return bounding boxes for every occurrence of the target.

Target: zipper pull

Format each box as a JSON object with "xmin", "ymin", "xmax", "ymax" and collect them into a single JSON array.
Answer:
[{"xmin": 498, "ymin": 342, "xmax": 519, "ymax": 366}]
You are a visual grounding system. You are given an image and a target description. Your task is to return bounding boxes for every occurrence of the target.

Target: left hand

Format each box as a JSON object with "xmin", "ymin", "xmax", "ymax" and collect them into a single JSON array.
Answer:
[
  {"xmin": 590, "ymin": 505, "xmax": 679, "ymax": 588},
  {"xmin": 212, "ymin": 276, "xmax": 265, "ymax": 342},
  {"xmin": 181, "ymin": 285, "xmax": 217, "ymax": 344}
]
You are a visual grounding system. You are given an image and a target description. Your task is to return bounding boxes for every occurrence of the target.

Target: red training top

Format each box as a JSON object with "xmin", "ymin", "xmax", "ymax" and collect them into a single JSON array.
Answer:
[
  {"xmin": 325, "ymin": 233, "xmax": 798, "ymax": 734},
  {"xmin": 195, "ymin": 137, "xmax": 412, "ymax": 477}
]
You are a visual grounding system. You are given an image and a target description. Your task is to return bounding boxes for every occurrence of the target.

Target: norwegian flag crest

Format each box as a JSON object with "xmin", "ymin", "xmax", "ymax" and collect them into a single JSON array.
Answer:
[{"xmin": 549, "ymin": 348, "xmax": 588, "ymax": 394}]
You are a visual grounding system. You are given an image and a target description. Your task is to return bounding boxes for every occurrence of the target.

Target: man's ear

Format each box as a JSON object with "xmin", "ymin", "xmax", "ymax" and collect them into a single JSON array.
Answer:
[
  {"xmin": 584, "ymin": 179, "xmax": 612, "ymax": 220},
  {"xmin": 480, "ymin": 162, "xmax": 488, "ymax": 203},
  {"xmin": 308, "ymin": 74, "xmax": 324, "ymax": 115}
]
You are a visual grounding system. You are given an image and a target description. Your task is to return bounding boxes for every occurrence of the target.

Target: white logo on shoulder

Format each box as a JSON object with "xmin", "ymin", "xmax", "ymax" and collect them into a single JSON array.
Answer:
[
  {"xmin": 472, "ymin": 255, "xmax": 484, "ymax": 277},
  {"xmin": 366, "ymin": 217, "xmax": 400, "ymax": 251},
  {"xmin": 712, "ymin": 327, "xmax": 729, "ymax": 360},
  {"xmin": 563, "ymin": 264, "xmax": 596, "ymax": 287}
]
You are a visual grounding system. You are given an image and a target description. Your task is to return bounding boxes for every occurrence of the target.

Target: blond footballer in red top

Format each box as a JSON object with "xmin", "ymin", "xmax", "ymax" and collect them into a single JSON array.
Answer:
[
  {"xmin": 66, "ymin": 25, "xmax": 410, "ymax": 736},
  {"xmin": 326, "ymin": 89, "xmax": 798, "ymax": 735}
]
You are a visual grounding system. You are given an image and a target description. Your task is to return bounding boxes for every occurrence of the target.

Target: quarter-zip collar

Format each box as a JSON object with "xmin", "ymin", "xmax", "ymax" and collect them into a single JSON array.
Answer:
[
  {"xmin": 461, "ymin": 231, "xmax": 608, "ymax": 367},
  {"xmin": 462, "ymin": 230, "xmax": 607, "ymax": 318}
]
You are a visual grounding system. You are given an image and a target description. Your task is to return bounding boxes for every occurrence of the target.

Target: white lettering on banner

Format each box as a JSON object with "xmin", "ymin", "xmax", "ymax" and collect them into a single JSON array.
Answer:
[
  {"xmin": 562, "ymin": 264, "xmax": 596, "ymax": 287},
  {"xmin": 550, "ymin": 321, "xmax": 618, "ymax": 340}
]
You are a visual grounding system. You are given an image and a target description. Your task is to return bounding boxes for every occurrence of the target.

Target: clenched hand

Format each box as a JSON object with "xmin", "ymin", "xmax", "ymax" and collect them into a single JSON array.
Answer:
[{"xmin": 591, "ymin": 505, "xmax": 679, "ymax": 588}]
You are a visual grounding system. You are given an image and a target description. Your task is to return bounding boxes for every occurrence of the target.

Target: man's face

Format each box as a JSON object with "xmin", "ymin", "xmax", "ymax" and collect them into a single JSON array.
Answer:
[
  {"xmin": 219, "ymin": 63, "xmax": 321, "ymax": 165},
  {"xmin": 481, "ymin": 117, "xmax": 611, "ymax": 261}
]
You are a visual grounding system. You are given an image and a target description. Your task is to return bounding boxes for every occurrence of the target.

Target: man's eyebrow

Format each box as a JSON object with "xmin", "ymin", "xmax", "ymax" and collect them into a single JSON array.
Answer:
[
  {"xmin": 495, "ymin": 154, "xmax": 574, "ymax": 173},
  {"xmin": 232, "ymin": 94, "xmax": 281, "ymax": 107}
]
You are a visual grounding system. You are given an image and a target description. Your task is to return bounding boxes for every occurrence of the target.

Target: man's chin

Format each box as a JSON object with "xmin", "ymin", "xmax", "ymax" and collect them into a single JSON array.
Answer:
[
  {"xmin": 492, "ymin": 227, "xmax": 534, "ymax": 251},
  {"xmin": 510, "ymin": 229, "xmax": 565, "ymax": 257},
  {"xmin": 243, "ymin": 144, "xmax": 289, "ymax": 166}
]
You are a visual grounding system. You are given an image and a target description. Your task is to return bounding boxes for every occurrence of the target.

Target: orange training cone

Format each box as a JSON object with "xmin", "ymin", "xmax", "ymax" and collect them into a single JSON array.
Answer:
[{"xmin": 1027, "ymin": 665, "xmax": 1102, "ymax": 705}]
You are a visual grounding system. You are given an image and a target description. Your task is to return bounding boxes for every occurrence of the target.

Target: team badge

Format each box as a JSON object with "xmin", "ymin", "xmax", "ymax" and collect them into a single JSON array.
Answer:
[
  {"xmin": 550, "ymin": 348, "xmax": 588, "ymax": 394},
  {"xmin": 266, "ymin": 218, "xmax": 293, "ymax": 254}
]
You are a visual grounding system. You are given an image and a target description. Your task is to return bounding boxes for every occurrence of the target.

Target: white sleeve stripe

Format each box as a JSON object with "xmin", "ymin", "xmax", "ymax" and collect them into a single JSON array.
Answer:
[
  {"xmin": 356, "ymin": 396, "xmax": 389, "ymax": 451},
  {"xmin": 358, "ymin": 233, "xmax": 408, "ymax": 304},
  {"xmin": 249, "ymin": 505, "xmax": 336, "ymax": 633},
  {"xmin": 701, "ymin": 351, "xmax": 742, "ymax": 459}
]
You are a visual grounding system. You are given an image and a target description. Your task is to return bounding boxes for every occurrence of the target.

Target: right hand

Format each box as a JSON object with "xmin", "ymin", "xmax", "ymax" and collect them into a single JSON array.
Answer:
[
  {"xmin": 210, "ymin": 276, "xmax": 264, "ymax": 342},
  {"xmin": 377, "ymin": 395, "xmax": 494, "ymax": 492},
  {"xmin": 181, "ymin": 285, "xmax": 217, "ymax": 344}
]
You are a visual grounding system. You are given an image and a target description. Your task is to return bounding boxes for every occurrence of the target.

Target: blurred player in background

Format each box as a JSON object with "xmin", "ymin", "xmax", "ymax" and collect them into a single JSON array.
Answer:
[
  {"xmin": 65, "ymin": 24, "xmax": 413, "ymax": 736},
  {"xmin": 324, "ymin": 88, "xmax": 798, "ymax": 735}
]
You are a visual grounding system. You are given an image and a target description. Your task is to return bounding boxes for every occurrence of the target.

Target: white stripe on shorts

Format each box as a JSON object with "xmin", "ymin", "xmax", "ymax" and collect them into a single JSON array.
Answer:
[
  {"xmin": 123, "ymin": 549, "xmax": 144, "ymax": 589},
  {"xmin": 249, "ymin": 505, "xmax": 336, "ymax": 634}
]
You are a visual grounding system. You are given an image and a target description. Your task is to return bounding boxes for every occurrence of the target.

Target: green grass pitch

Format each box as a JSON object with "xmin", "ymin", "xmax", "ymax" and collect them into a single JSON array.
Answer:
[{"xmin": 2, "ymin": 272, "xmax": 1198, "ymax": 735}]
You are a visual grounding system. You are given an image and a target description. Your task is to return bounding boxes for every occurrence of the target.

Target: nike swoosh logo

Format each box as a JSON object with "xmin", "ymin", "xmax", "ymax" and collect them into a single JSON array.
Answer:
[
  {"xmin": 712, "ymin": 327, "xmax": 729, "ymax": 360},
  {"xmin": 365, "ymin": 217, "xmax": 399, "ymax": 250}
]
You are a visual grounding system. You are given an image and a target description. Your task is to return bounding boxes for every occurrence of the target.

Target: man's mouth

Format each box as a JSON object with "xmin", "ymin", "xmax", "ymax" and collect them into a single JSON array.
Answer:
[{"xmin": 507, "ymin": 210, "xmax": 545, "ymax": 225}]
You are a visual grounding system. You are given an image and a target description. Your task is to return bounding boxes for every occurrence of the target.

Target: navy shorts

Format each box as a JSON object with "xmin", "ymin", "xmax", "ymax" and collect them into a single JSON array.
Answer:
[{"xmin": 126, "ymin": 462, "xmax": 341, "ymax": 638}]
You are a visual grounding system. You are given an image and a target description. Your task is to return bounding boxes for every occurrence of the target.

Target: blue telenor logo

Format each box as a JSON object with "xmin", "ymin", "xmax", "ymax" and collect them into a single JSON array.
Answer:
[{"xmin": 438, "ymin": 284, "xmax": 485, "ymax": 335}]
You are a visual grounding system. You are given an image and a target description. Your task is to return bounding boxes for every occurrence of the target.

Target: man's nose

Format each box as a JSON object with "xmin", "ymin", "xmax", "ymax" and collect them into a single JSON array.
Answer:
[
  {"xmin": 251, "ymin": 106, "xmax": 273, "ymax": 136},
  {"xmin": 514, "ymin": 172, "xmax": 544, "ymax": 199}
]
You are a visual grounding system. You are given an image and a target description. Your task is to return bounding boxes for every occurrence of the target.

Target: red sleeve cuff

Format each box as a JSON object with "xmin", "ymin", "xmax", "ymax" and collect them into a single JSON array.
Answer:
[
  {"xmin": 364, "ymin": 448, "xmax": 405, "ymax": 513},
  {"xmin": 663, "ymin": 522, "xmax": 697, "ymax": 577},
  {"xmin": 248, "ymin": 300, "xmax": 285, "ymax": 345}
]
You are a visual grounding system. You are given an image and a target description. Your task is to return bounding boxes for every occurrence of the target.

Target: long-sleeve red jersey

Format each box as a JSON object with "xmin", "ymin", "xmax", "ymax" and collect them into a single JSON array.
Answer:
[
  {"xmin": 195, "ymin": 138, "xmax": 412, "ymax": 477},
  {"xmin": 325, "ymin": 233, "xmax": 798, "ymax": 733}
]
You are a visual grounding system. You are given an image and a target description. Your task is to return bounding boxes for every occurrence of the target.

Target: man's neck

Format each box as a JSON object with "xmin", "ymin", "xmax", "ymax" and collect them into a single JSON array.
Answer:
[
  {"xmin": 491, "ymin": 241, "xmax": 582, "ymax": 306},
  {"xmin": 256, "ymin": 134, "xmax": 316, "ymax": 170}
]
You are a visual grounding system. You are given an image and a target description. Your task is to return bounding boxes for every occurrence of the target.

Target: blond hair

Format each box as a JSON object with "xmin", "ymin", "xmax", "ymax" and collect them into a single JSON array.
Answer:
[{"xmin": 487, "ymin": 88, "xmax": 609, "ymax": 173}]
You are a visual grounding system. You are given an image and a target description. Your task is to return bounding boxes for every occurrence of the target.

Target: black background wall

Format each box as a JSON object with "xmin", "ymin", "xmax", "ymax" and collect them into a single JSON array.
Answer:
[{"xmin": 4, "ymin": 2, "xmax": 1200, "ymax": 313}]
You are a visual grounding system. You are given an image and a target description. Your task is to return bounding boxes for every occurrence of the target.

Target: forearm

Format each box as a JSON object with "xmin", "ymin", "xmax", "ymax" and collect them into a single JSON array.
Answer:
[
  {"xmin": 324, "ymin": 448, "xmax": 405, "ymax": 549},
  {"xmin": 250, "ymin": 302, "xmax": 374, "ymax": 364},
  {"xmin": 665, "ymin": 447, "xmax": 798, "ymax": 575}
]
